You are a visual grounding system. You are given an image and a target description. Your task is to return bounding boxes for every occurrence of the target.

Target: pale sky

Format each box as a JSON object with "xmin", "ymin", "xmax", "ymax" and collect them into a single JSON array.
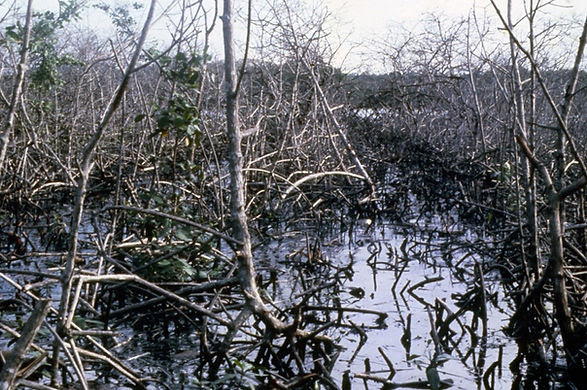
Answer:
[
  {"xmin": 322, "ymin": 0, "xmax": 586, "ymax": 70},
  {"xmin": 3, "ymin": 0, "xmax": 586, "ymax": 71},
  {"xmin": 324, "ymin": 0, "xmax": 585, "ymax": 30}
]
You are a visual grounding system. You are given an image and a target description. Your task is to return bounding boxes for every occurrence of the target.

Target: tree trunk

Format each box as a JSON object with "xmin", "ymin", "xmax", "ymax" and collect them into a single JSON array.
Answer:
[
  {"xmin": 220, "ymin": 0, "xmax": 324, "ymax": 338},
  {"xmin": 0, "ymin": 0, "xmax": 33, "ymax": 173},
  {"xmin": 222, "ymin": 0, "xmax": 263, "ymax": 310},
  {"xmin": 549, "ymin": 196, "xmax": 576, "ymax": 366},
  {"xmin": 49, "ymin": 1, "xmax": 157, "ymax": 384},
  {"xmin": 0, "ymin": 300, "xmax": 50, "ymax": 390}
]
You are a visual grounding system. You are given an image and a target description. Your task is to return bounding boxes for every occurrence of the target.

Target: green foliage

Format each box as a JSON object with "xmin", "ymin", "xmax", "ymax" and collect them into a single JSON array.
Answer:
[
  {"xmin": 2, "ymin": 0, "xmax": 85, "ymax": 90},
  {"xmin": 4, "ymin": 24, "xmax": 21, "ymax": 42},
  {"xmin": 154, "ymin": 97, "xmax": 201, "ymax": 142},
  {"xmin": 142, "ymin": 50, "xmax": 205, "ymax": 145},
  {"xmin": 128, "ymin": 225, "xmax": 202, "ymax": 283},
  {"xmin": 150, "ymin": 154, "xmax": 203, "ymax": 183},
  {"xmin": 137, "ymin": 251, "xmax": 198, "ymax": 281},
  {"xmin": 150, "ymin": 48, "xmax": 207, "ymax": 88},
  {"xmin": 93, "ymin": 1, "xmax": 143, "ymax": 37},
  {"xmin": 125, "ymin": 187, "xmax": 223, "ymax": 283},
  {"xmin": 166, "ymin": 51, "xmax": 204, "ymax": 88}
]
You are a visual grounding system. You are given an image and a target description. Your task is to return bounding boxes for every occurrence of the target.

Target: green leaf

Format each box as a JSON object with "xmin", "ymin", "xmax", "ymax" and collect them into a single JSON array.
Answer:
[
  {"xmin": 173, "ymin": 115, "xmax": 187, "ymax": 127},
  {"xmin": 157, "ymin": 113, "xmax": 171, "ymax": 130},
  {"xmin": 151, "ymin": 194, "xmax": 164, "ymax": 205},
  {"xmin": 6, "ymin": 27, "xmax": 21, "ymax": 42},
  {"xmin": 176, "ymin": 51, "xmax": 187, "ymax": 62},
  {"xmin": 175, "ymin": 228, "xmax": 192, "ymax": 242},
  {"xmin": 180, "ymin": 260, "xmax": 196, "ymax": 277}
]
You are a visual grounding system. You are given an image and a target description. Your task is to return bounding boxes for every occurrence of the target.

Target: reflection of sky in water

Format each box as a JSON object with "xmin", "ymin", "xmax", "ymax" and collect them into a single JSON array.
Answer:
[{"xmin": 329, "ymin": 222, "xmax": 516, "ymax": 389}]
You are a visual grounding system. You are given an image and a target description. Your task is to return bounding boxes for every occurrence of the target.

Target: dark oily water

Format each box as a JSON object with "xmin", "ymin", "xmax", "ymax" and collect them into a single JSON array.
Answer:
[
  {"xmin": 93, "ymin": 218, "xmax": 518, "ymax": 389},
  {"xmin": 0, "ymin": 210, "xmax": 519, "ymax": 389},
  {"xmin": 326, "ymin": 219, "xmax": 516, "ymax": 389}
]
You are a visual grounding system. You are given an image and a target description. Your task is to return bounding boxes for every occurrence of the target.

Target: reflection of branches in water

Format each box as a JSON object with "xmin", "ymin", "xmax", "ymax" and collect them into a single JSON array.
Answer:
[{"xmin": 337, "ymin": 198, "xmax": 510, "ymax": 388}]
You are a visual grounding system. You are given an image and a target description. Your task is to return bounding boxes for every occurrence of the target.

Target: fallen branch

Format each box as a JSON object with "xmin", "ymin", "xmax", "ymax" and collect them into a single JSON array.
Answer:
[
  {"xmin": 102, "ymin": 204, "xmax": 242, "ymax": 246},
  {"xmin": 354, "ymin": 372, "xmax": 453, "ymax": 389},
  {"xmin": 75, "ymin": 274, "xmax": 231, "ymax": 326},
  {"xmin": 282, "ymin": 171, "xmax": 367, "ymax": 199},
  {"xmin": 0, "ymin": 300, "xmax": 50, "ymax": 390}
]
